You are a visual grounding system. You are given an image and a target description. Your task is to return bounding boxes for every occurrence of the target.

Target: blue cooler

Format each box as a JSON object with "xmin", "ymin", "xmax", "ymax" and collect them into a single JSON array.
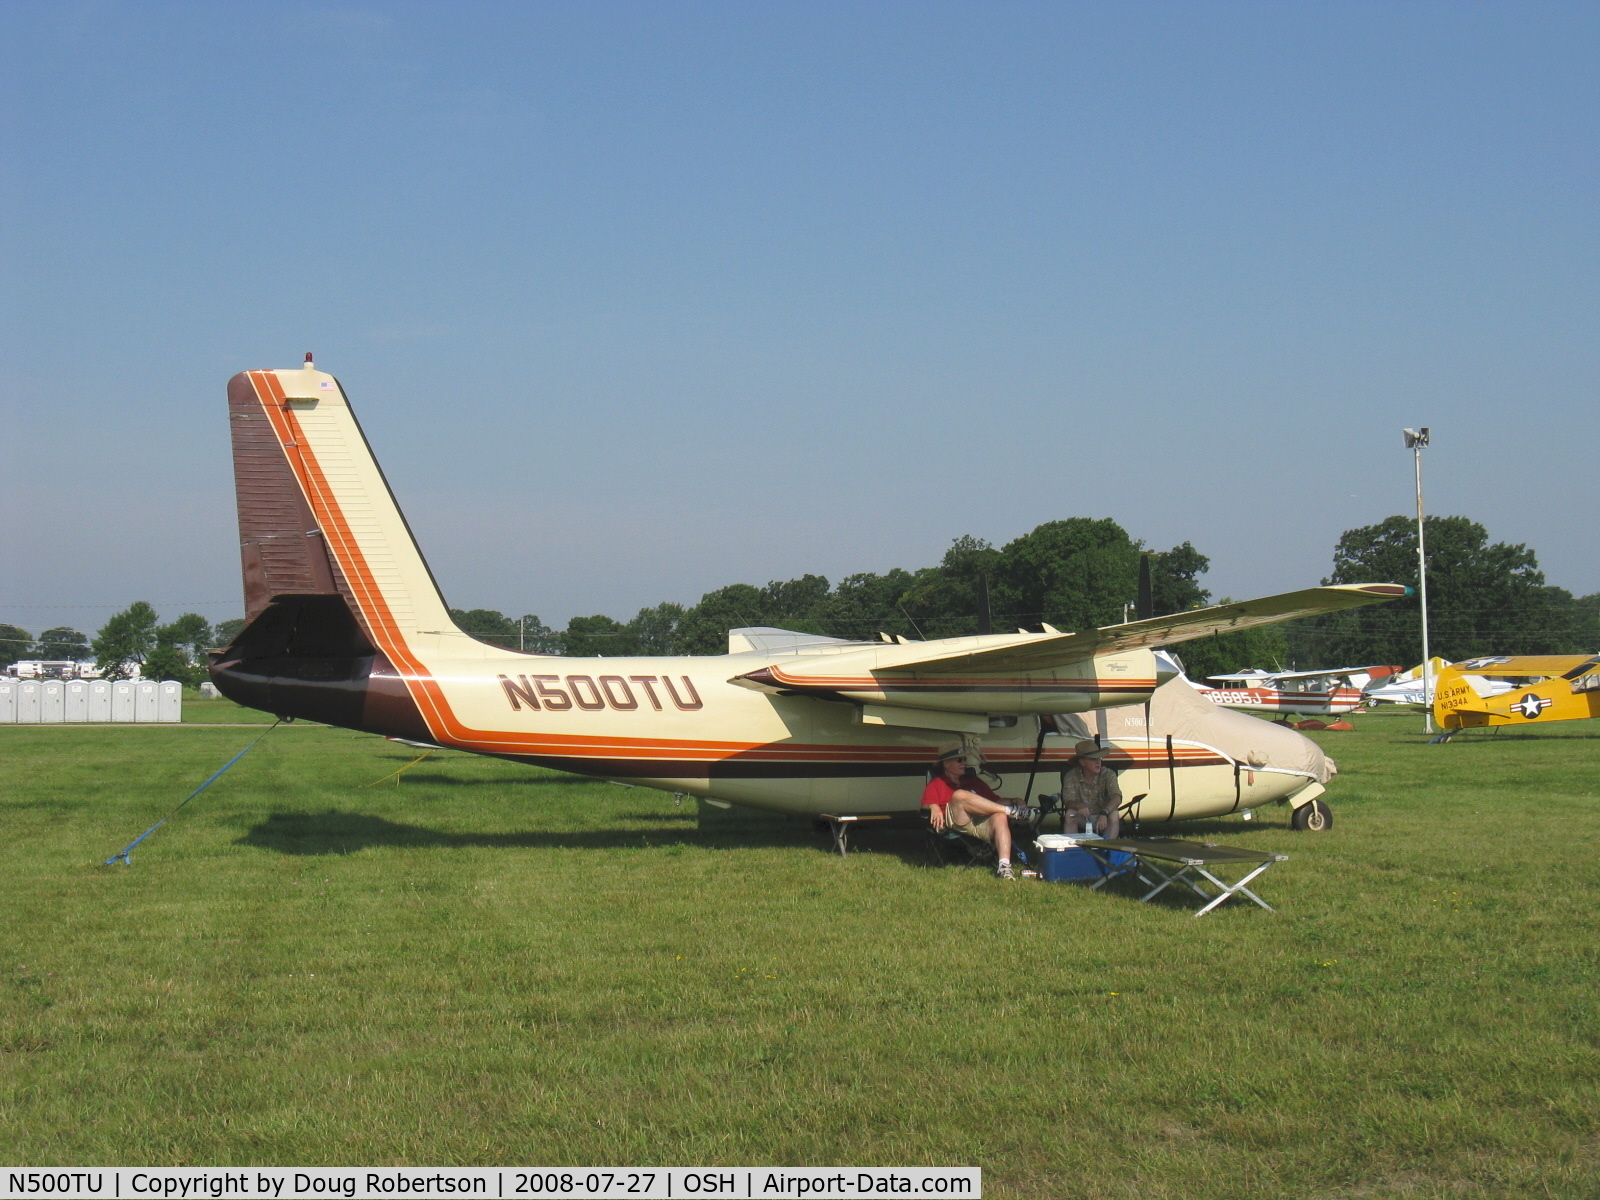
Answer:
[
  {"xmin": 1040, "ymin": 847, "xmax": 1102, "ymax": 881},
  {"xmin": 1035, "ymin": 835, "xmax": 1133, "ymax": 882}
]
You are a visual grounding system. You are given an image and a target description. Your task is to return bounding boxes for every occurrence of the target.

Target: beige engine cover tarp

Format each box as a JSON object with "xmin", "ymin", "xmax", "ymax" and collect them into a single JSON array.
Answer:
[{"xmin": 1054, "ymin": 678, "xmax": 1333, "ymax": 784}]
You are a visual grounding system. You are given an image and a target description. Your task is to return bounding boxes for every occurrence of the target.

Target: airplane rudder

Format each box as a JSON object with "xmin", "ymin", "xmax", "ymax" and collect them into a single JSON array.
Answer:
[
  {"xmin": 1430, "ymin": 663, "xmax": 1475, "ymax": 727},
  {"xmin": 228, "ymin": 370, "xmax": 341, "ymax": 622}
]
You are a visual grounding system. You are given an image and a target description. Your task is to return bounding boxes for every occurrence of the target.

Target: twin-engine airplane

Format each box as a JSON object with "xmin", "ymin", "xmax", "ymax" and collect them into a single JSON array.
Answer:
[
  {"xmin": 210, "ymin": 360, "xmax": 1408, "ymax": 823},
  {"xmin": 1432, "ymin": 655, "xmax": 1600, "ymax": 736}
]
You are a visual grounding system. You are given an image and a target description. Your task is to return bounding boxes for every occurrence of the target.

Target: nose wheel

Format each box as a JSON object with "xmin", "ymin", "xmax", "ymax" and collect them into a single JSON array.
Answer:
[{"xmin": 1290, "ymin": 798, "xmax": 1333, "ymax": 831}]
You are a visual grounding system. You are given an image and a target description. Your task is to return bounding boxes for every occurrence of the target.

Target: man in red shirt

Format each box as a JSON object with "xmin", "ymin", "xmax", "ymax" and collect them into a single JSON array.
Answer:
[{"xmin": 921, "ymin": 748, "xmax": 1037, "ymax": 879}]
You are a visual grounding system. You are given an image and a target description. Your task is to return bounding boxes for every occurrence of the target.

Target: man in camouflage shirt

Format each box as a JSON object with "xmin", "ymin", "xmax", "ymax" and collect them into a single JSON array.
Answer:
[{"xmin": 1059, "ymin": 738, "xmax": 1122, "ymax": 837}]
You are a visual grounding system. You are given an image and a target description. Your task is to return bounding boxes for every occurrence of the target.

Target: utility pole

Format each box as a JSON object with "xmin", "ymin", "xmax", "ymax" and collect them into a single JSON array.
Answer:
[{"xmin": 1403, "ymin": 428, "xmax": 1432, "ymax": 733}]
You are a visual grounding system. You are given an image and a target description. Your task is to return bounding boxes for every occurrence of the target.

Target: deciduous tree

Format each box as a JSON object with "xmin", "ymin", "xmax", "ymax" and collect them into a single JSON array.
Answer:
[
  {"xmin": 1147, "ymin": 542, "xmax": 1212, "ymax": 616},
  {"xmin": 213, "ymin": 618, "xmax": 247, "ymax": 647},
  {"xmin": 627, "ymin": 603, "xmax": 686, "ymax": 655},
  {"xmin": 674, "ymin": 584, "xmax": 768, "ymax": 655},
  {"xmin": 144, "ymin": 613, "xmax": 214, "ymax": 687},
  {"xmin": 1173, "ymin": 605, "xmax": 1289, "ymax": 682},
  {"xmin": 450, "ymin": 608, "xmax": 519, "ymax": 649},
  {"xmin": 33, "ymin": 626, "xmax": 90, "ymax": 661},
  {"xmin": 899, "ymin": 538, "xmax": 997, "ymax": 638},
  {"xmin": 93, "ymin": 602, "xmax": 160, "ymax": 679},
  {"xmin": 992, "ymin": 518, "xmax": 1140, "ymax": 631},
  {"xmin": 1293, "ymin": 515, "xmax": 1562, "ymax": 665},
  {"xmin": 811, "ymin": 569, "xmax": 923, "ymax": 641},
  {"xmin": 0, "ymin": 623, "xmax": 32, "ymax": 666},
  {"xmin": 563, "ymin": 614, "xmax": 634, "ymax": 657},
  {"xmin": 448, "ymin": 608, "xmax": 560, "ymax": 653}
]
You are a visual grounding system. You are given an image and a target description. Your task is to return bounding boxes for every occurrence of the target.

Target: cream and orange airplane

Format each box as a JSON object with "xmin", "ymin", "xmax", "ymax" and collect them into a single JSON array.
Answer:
[
  {"xmin": 1432, "ymin": 654, "xmax": 1600, "ymax": 736},
  {"xmin": 209, "ymin": 359, "xmax": 1408, "ymax": 827}
]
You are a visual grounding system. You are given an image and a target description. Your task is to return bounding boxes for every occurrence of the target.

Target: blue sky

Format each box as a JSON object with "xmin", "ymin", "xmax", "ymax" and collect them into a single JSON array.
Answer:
[{"xmin": 3, "ymin": 1, "xmax": 1596, "ymax": 638}]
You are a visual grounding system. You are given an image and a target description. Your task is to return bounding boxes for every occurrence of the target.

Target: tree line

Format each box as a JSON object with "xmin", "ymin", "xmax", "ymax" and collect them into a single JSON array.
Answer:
[
  {"xmin": 5, "ymin": 513, "xmax": 1594, "ymax": 688},
  {"xmin": 446, "ymin": 515, "xmax": 1599, "ymax": 674},
  {"xmin": 0, "ymin": 606, "xmax": 228, "ymax": 689}
]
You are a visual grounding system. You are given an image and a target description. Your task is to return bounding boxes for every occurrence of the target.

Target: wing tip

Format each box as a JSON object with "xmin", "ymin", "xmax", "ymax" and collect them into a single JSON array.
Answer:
[{"xmin": 1342, "ymin": 583, "xmax": 1413, "ymax": 598}]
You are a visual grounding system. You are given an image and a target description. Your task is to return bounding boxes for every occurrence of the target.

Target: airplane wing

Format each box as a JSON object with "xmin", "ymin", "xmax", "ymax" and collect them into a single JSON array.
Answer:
[
  {"xmin": 740, "ymin": 583, "xmax": 1409, "ymax": 680},
  {"xmin": 1450, "ymin": 654, "xmax": 1600, "ymax": 679},
  {"xmin": 1267, "ymin": 664, "xmax": 1394, "ymax": 682}
]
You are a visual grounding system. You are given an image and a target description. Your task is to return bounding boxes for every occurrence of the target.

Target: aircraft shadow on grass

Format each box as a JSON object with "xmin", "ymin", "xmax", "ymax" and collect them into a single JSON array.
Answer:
[
  {"xmin": 235, "ymin": 811, "xmax": 1297, "ymax": 910},
  {"xmin": 367, "ymin": 771, "xmax": 613, "ymax": 789},
  {"xmin": 237, "ymin": 810, "xmax": 813, "ymax": 856}
]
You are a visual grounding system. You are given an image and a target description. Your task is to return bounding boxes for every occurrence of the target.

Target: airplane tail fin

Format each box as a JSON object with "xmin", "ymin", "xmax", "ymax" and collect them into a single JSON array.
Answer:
[
  {"xmin": 214, "ymin": 362, "xmax": 467, "ymax": 737},
  {"xmin": 1432, "ymin": 662, "xmax": 1488, "ymax": 729},
  {"xmin": 227, "ymin": 362, "xmax": 458, "ymax": 641}
]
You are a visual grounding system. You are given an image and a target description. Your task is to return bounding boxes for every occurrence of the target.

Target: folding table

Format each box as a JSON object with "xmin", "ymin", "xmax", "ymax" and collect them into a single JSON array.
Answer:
[
  {"xmin": 1083, "ymin": 837, "xmax": 1288, "ymax": 916},
  {"xmin": 818, "ymin": 813, "xmax": 893, "ymax": 856}
]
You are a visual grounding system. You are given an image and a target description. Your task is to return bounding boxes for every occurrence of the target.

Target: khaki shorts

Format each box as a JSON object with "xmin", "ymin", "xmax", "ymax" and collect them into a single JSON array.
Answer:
[{"xmin": 948, "ymin": 813, "xmax": 998, "ymax": 845}]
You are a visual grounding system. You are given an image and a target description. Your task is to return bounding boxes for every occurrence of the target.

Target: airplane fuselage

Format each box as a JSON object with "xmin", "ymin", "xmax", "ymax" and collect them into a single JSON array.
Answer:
[
  {"xmin": 213, "ymin": 625, "xmax": 1168, "ymax": 814},
  {"xmin": 1192, "ymin": 684, "xmax": 1364, "ymax": 718}
]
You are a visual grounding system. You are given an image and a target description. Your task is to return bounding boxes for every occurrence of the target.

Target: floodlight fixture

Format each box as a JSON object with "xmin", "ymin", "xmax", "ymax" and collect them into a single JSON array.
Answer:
[{"xmin": 1403, "ymin": 427, "xmax": 1430, "ymax": 450}]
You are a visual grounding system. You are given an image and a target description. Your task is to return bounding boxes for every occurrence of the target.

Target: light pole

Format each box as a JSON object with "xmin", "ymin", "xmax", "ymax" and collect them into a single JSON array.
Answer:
[{"xmin": 1403, "ymin": 427, "xmax": 1432, "ymax": 733}]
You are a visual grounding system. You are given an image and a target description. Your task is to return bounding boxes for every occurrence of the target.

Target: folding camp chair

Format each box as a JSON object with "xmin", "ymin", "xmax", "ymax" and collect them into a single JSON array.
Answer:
[
  {"xmin": 1035, "ymin": 791, "xmax": 1146, "ymax": 835},
  {"xmin": 925, "ymin": 809, "xmax": 998, "ymax": 869}
]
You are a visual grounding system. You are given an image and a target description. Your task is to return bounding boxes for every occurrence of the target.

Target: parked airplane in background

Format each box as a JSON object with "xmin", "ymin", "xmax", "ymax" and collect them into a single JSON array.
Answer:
[
  {"xmin": 209, "ymin": 360, "xmax": 1407, "ymax": 828},
  {"xmin": 1363, "ymin": 657, "xmax": 1516, "ymax": 708},
  {"xmin": 1192, "ymin": 665, "xmax": 1397, "ymax": 720},
  {"xmin": 1432, "ymin": 655, "xmax": 1600, "ymax": 736}
]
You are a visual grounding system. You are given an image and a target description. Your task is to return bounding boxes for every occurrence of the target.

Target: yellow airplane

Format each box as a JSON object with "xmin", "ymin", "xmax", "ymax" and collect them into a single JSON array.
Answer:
[
  {"xmin": 210, "ymin": 359, "xmax": 1408, "ymax": 824},
  {"xmin": 1432, "ymin": 654, "xmax": 1600, "ymax": 735}
]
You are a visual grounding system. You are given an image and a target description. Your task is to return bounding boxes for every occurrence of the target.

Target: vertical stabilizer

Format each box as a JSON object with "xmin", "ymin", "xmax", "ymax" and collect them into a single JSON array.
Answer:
[{"xmin": 228, "ymin": 364, "xmax": 457, "ymax": 641}]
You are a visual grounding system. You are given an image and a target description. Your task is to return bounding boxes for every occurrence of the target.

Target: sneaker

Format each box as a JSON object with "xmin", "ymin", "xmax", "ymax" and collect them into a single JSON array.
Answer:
[
  {"xmin": 1009, "ymin": 805, "xmax": 1041, "ymax": 824},
  {"xmin": 995, "ymin": 862, "xmax": 1016, "ymax": 880}
]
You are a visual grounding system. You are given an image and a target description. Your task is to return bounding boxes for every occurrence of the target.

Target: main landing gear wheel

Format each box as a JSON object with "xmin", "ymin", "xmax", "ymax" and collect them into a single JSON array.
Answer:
[{"xmin": 1291, "ymin": 798, "xmax": 1333, "ymax": 832}]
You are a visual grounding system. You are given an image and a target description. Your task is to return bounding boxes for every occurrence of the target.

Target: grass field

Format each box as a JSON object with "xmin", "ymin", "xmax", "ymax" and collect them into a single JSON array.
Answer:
[{"xmin": 2, "ymin": 706, "xmax": 1597, "ymax": 1197}]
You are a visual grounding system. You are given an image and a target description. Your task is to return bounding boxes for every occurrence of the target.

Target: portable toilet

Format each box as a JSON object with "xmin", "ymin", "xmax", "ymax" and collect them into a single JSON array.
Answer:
[
  {"xmin": 39, "ymin": 680, "xmax": 65, "ymax": 723},
  {"xmin": 16, "ymin": 681, "xmax": 41, "ymax": 723},
  {"xmin": 87, "ymin": 679, "xmax": 113, "ymax": 722},
  {"xmin": 0, "ymin": 681, "xmax": 14, "ymax": 723},
  {"xmin": 157, "ymin": 681, "xmax": 182, "ymax": 723},
  {"xmin": 134, "ymin": 681, "xmax": 160, "ymax": 722},
  {"xmin": 111, "ymin": 681, "xmax": 136, "ymax": 722},
  {"xmin": 64, "ymin": 680, "xmax": 89, "ymax": 722}
]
